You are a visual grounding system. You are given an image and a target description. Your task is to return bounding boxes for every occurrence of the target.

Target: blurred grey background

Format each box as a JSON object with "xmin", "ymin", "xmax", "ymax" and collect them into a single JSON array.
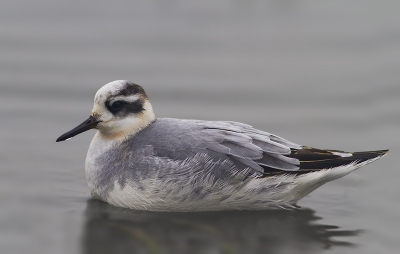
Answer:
[{"xmin": 1, "ymin": 1, "xmax": 399, "ymax": 254}]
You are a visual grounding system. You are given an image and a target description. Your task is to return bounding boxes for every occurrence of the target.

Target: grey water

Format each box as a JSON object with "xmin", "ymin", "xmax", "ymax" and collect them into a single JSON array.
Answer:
[{"xmin": 1, "ymin": 1, "xmax": 399, "ymax": 253}]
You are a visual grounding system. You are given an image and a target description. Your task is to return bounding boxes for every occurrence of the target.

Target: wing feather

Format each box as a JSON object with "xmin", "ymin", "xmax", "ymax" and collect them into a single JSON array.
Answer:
[
  {"xmin": 140, "ymin": 119, "xmax": 303, "ymax": 178},
  {"xmin": 199, "ymin": 121, "xmax": 301, "ymax": 173},
  {"xmin": 249, "ymin": 134, "xmax": 291, "ymax": 154},
  {"xmin": 221, "ymin": 141, "xmax": 262, "ymax": 159},
  {"xmin": 228, "ymin": 155, "xmax": 265, "ymax": 173},
  {"xmin": 255, "ymin": 153, "xmax": 299, "ymax": 170}
]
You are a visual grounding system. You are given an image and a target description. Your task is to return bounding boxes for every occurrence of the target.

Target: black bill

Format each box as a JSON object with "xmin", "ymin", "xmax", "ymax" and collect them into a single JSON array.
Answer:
[{"xmin": 56, "ymin": 116, "xmax": 100, "ymax": 142}]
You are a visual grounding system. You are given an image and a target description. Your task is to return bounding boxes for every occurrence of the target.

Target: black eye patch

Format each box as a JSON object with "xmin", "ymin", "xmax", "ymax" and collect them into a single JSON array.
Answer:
[
  {"xmin": 124, "ymin": 100, "xmax": 144, "ymax": 114},
  {"xmin": 106, "ymin": 100, "xmax": 127, "ymax": 113},
  {"xmin": 105, "ymin": 100, "xmax": 144, "ymax": 116}
]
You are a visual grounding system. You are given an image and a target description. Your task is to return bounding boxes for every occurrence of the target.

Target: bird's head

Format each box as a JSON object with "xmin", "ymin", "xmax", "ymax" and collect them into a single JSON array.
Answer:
[{"xmin": 56, "ymin": 80, "xmax": 155, "ymax": 142}]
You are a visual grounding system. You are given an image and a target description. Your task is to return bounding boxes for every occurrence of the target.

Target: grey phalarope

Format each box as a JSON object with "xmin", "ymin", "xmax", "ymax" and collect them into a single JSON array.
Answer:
[{"xmin": 57, "ymin": 80, "xmax": 388, "ymax": 211}]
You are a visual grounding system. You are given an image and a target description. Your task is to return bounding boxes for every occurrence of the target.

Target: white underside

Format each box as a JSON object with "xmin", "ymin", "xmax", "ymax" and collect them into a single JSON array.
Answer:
[{"xmin": 99, "ymin": 156, "xmax": 383, "ymax": 212}]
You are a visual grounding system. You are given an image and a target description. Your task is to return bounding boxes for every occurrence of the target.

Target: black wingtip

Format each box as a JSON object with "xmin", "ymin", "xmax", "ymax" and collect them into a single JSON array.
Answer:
[
  {"xmin": 352, "ymin": 149, "xmax": 389, "ymax": 158},
  {"xmin": 287, "ymin": 148, "xmax": 389, "ymax": 171},
  {"xmin": 259, "ymin": 148, "xmax": 389, "ymax": 178},
  {"xmin": 379, "ymin": 149, "xmax": 389, "ymax": 156}
]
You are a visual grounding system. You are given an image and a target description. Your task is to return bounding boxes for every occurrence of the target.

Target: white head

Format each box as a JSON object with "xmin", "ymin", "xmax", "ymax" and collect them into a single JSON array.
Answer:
[
  {"xmin": 92, "ymin": 80, "xmax": 156, "ymax": 139},
  {"xmin": 56, "ymin": 80, "xmax": 156, "ymax": 142}
]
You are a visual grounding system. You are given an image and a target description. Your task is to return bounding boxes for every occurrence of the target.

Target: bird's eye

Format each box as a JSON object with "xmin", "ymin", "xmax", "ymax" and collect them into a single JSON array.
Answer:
[{"xmin": 111, "ymin": 101, "xmax": 123, "ymax": 110}]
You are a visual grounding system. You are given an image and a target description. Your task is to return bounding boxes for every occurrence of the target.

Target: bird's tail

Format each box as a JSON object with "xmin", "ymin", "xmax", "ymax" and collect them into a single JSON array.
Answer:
[{"xmin": 281, "ymin": 149, "xmax": 388, "ymax": 204}]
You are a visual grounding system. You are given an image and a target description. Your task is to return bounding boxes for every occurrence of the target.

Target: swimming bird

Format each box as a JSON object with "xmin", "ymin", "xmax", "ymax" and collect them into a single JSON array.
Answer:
[{"xmin": 56, "ymin": 80, "xmax": 388, "ymax": 211}]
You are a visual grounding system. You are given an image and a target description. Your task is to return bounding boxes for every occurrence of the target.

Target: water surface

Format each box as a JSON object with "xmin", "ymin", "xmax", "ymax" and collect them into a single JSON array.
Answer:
[{"xmin": 1, "ymin": 1, "xmax": 399, "ymax": 253}]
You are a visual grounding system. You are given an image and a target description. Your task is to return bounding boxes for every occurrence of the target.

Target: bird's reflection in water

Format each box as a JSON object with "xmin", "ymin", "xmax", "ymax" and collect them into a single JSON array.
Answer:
[{"xmin": 81, "ymin": 199, "xmax": 360, "ymax": 254}]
